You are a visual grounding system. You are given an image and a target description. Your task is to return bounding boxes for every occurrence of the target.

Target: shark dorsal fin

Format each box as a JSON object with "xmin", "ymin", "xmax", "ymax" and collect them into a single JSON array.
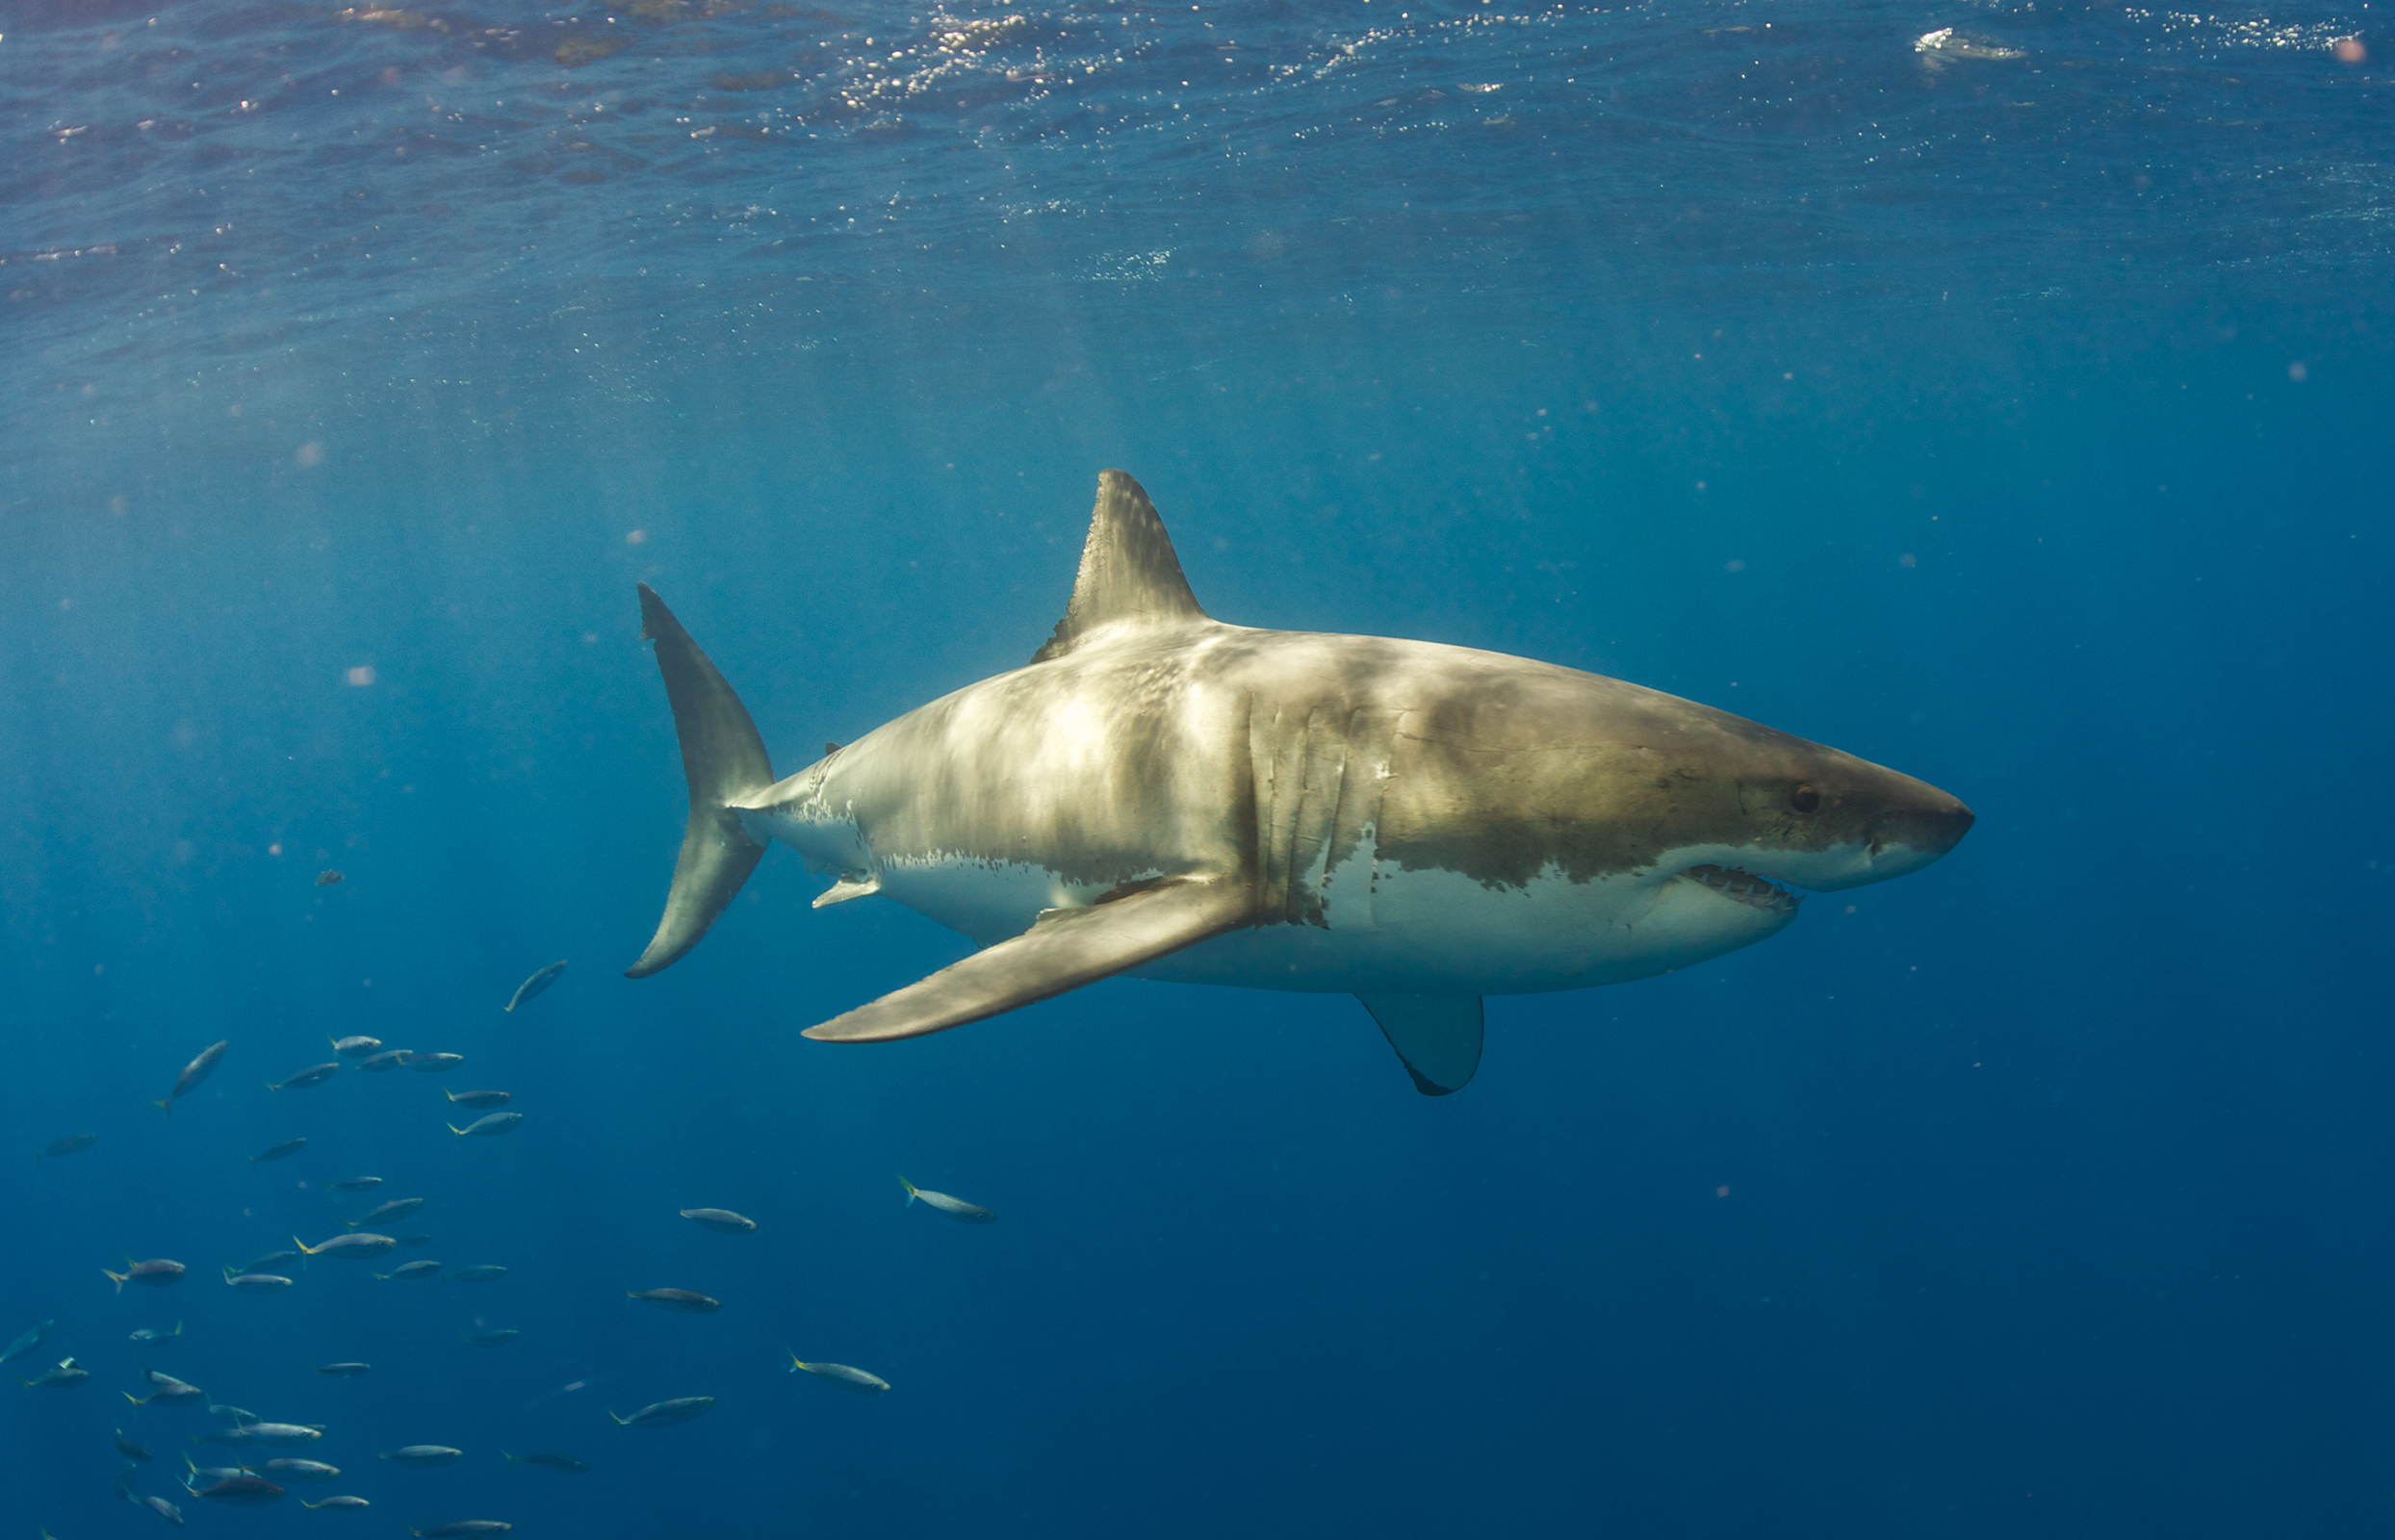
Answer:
[{"xmin": 1032, "ymin": 470, "xmax": 1209, "ymax": 664}]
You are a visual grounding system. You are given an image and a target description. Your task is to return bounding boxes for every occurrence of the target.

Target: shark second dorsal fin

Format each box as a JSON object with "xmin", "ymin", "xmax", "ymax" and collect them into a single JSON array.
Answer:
[{"xmin": 1031, "ymin": 470, "xmax": 1210, "ymax": 664}]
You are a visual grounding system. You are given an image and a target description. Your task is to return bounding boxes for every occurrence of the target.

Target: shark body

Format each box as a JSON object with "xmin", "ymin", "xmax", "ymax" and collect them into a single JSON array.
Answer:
[{"xmin": 629, "ymin": 471, "xmax": 1972, "ymax": 1092}]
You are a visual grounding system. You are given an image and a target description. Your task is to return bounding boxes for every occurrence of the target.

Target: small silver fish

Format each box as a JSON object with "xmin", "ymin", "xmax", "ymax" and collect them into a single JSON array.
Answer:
[
  {"xmin": 124, "ymin": 1371, "xmax": 204, "ymax": 1407},
  {"xmin": 186, "ymin": 1453, "xmax": 244, "ymax": 1481},
  {"xmin": 375, "ymin": 1260, "xmax": 443, "ymax": 1281},
  {"xmin": 449, "ymin": 1265, "xmax": 507, "ymax": 1282},
  {"xmin": 608, "ymin": 1396, "xmax": 714, "ymax": 1428},
  {"xmin": 399, "ymin": 1232, "xmax": 434, "ymax": 1247},
  {"xmin": 20, "ymin": 1355, "xmax": 89, "ymax": 1389},
  {"xmin": 460, "ymin": 1327, "xmax": 520, "ymax": 1347},
  {"xmin": 449, "ymin": 1113, "xmax": 523, "ymax": 1138},
  {"xmin": 504, "ymin": 958, "xmax": 568, "ymax": 1012},
  {"xmin": 443, "ymin": 1088, "xmax": 512, "ymax": 1110},
  {"xmin": 315, "ymin": 1362, "xmax": 373, "ymax": 1378},
  {"xmin": 402, "ymin": 1051, "xmax": 465, "ymax": 1073},
  {"xmin": 193, "ymin": 1428, "xmax": 258, "ymax": 1448},
  {"xmin": 190, "ymin": 1474, "xmax": 284, "ymax": 1506},
  {"xmin": 679, "ymin": 1208, "xmax": 757, "ymax": 1234},
  {"xmin": 315, "ymin": 868, "xmax": 343, "ymax": 886},
  {"xmin": 356, "ymin": 1049, "xmax": 411, "ymax": 1073},
  {"xmin": 221, "ymin": 1270, "xmax": 295, "ymax": 1295},
  {"xmin": 348, "ymin": 1196, "xmax": 426, "ymax": 1228},
  {"xmin": 411, "ymin": 1525, "xmax": 511, "ymax": 1539},
  {"xmin": 787, "ymin": 1356, "xmax": 890, "ymax": 1394},
  {"xmin": 323, "ymin": 1175, "xmax": 383, "ymax": 1193},
  {"xmin": 155, "ymin": 1040, "xmax": 228, "ymax": 1116},
  {"xmin": 238, "ymin": 1423, "xmax": 326, "ymax": 1448},
  {"xmin": 628, "ymin": 1288, "xmax": 719, "ymax": 1315},
  {"xmin": 38, "ymin": 1132, "xmax": 98, "ymax": 1163},
  {"xmin": 501, "ymin": 1450, "xmax": 589, "ymax": 1474},
  {"xmin": 0, "ymin": 1319, "xmax": 54, "ymax": 1365},
  {"xmin": 234, "ymin": 1250, "xmax": 300, "ymax": 1275},
  {"xmin": 302, "ymin": 1495, "xmax": 372, "ymax": 1510},
  {"xmin": 128, "ymin": 1322, "xmax": 184, "ymax": 1344},
  {"xmin": 295, "ymin": 1232, "xmax": 397, "ymax": 1261},
  {"xmin": 268, "ymin": 1063, "xmax": 341, "ymax": 1091},
  {"xmin": 898, "ymin": 1175, "xmax": 994, "ymax": 1224},
  {"xmin": 117, "ymin": 1427, "xmax": 155, "ymax": 1461},
  {"xmin": 132, "ymin": 1492, "xmax": 184, "ymax": 1525},
  {"xmin": 105, "ymin": 1258, "xmax": 188, "ymax": 1293},
  {"xmin": 249, "ymin": 1138, "xmax": 308, "ymax": 1164},
  {"xmin": 378, "ymin": 1445, "xmax": 464, "ymax": 1468},
  {"xmin": 208, "ymin": 1404, "xmax": 258, "ymax": 1425},
  {"xmin": 245, "ymin": 1457, "xmax": 339, "ymax": 1484},
  {"xmin": 328, "ymin": 1035, "xmax": 382, "ymax": 1058}
]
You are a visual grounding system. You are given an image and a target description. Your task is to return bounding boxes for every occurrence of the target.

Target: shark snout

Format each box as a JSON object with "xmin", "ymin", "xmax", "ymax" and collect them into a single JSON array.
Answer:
[{"xmin": 1868, "ymin": 794, "xmax": 1975, "ymax": 868}]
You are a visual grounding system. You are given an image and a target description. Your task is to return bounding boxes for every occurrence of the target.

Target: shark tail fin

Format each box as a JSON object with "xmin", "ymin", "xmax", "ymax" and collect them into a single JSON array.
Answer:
[{"xmin": 625, "ymin": 583, "xmax": 775, "ymax": 979}]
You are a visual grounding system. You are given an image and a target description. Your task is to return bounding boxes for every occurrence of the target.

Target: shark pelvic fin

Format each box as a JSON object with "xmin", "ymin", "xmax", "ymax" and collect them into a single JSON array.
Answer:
[
  {"xmin": 811, "ymin": 874, "xmax": 882, "ymax": 909},
  {"xmin": 802, "ymin": 877, "xmax": 1252, "ymax": 1042},
  {"xmin": 626, "ymin": 583, "xmax": 776, "ymax": 979},
  {"xmin": 1031, "ymin": 470, "xmax": 1210, "ymax": 664},
  {"xmin": 1355, "ymin": 993, "xmax": 1485, "ymax": 1096}
]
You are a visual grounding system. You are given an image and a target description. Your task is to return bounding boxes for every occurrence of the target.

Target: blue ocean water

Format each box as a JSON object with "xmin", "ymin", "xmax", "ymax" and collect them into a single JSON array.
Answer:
[{"xmin": 5, "ymin": 0, "xmax": 2391, "ymax": 1534}]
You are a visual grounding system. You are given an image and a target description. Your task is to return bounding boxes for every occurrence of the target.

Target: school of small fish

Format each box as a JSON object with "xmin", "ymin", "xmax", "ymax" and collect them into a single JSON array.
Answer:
[{"xmin": 23, "ymin": 955, "xmax": 989, "ymax": 1530}]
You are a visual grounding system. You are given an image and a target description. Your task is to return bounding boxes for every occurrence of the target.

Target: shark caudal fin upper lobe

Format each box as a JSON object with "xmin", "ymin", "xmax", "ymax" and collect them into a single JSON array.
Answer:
[{"xmin": 625, "ymin": 583, "xmax": 777, "ymax": 979}]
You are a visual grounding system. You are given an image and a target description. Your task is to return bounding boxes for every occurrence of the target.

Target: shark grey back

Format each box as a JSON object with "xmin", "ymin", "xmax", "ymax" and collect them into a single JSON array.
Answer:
[{"xmin": 629, "ymin": 470, "xmax": 1972, "ymax": 1093}]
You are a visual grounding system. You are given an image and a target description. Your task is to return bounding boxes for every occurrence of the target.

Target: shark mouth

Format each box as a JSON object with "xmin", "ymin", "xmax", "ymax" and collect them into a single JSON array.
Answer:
[{"xmin": 1679, "ymin": 863, "xmax": 1802, "ymax": 916}]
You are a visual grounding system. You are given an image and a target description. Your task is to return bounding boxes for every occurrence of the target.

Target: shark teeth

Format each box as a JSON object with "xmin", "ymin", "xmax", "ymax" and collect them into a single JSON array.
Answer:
[{"xmin": 1680, "ymin": 863, "xmax": 1801, "ymax": 915}]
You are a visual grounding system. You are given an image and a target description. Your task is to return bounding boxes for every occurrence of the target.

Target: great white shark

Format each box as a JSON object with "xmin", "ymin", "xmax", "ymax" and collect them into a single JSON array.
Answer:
[{"xmin": 628, "ymin": 471, "xmax": 1973, "ymax": 1094}]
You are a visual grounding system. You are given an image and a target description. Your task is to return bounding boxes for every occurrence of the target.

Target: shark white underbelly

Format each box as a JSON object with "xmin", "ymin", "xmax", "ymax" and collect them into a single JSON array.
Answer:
[{"xmin": 634, "ymin": 470, "xmax": 1973, "ymax": 1094}]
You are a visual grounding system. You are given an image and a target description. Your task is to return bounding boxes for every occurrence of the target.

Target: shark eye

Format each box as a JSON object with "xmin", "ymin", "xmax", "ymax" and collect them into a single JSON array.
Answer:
[{"xmin": 1790, "ymin": 784, "xmax": 1820, "ymax": 814}]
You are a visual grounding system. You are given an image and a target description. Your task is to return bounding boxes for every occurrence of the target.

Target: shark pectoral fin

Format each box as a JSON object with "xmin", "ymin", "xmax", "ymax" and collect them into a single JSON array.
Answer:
[
  {"xmin": 802, "ymin": 878, "xmax": 1251, "ymax": 1043},
  {"xmin": 627, "ymin": 583, "xmax": 776, "ymax": 979},
  {"xmin": 1355, "ymin": 993, "xmax": 1485, "ymax": 1096}
]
